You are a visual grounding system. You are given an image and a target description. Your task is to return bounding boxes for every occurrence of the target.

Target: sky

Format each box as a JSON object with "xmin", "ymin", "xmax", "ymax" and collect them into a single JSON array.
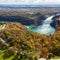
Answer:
[{"xmin": 0, "ymin": 0, "xmax": 60, "ymax": 5}]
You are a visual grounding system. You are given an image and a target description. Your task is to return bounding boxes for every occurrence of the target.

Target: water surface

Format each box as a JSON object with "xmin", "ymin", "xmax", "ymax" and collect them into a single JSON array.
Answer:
[{"xmin": 25, "ymin": 16, "xmax": 55, "ymax": 35}]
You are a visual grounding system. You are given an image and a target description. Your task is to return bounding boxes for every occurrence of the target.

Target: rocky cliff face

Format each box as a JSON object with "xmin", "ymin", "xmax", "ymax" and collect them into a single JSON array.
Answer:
[
  {"xmin": 32, "ymin": 13, "xmax": 46, "ymax": 25},
  {"xmin": 50, "ymin": 16, "xmax": 60, "ymax": 31}
]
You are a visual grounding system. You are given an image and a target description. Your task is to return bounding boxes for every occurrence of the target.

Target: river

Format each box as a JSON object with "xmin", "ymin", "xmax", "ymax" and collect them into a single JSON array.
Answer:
[{"xmin": 25, "ymin": 16, "xmax": 55, "ymax": 35}]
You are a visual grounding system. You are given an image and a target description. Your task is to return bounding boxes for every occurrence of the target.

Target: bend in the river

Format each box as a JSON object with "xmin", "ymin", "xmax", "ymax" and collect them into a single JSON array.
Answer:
[{"xmin": 25, "ymin": 15, "xmax": 56, "ymax": 35}]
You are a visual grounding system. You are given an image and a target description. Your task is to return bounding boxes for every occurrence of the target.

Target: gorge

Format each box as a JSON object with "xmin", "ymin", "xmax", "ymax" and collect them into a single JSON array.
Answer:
[{"xmin": 25, "ymin": 15, "xmax": 55, "ymax": 35}]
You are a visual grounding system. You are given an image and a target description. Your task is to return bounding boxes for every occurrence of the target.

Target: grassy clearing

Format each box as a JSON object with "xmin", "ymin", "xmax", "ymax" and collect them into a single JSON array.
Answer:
[{"xmin": 0, "ymin": 50, "xmax": 15, "ymax": 60}]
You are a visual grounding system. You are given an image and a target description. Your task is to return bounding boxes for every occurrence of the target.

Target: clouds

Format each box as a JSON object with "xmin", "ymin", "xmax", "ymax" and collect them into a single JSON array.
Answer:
[{"xmin": 0, "ymin": 0, "xmax": 60, "ymax": 4}]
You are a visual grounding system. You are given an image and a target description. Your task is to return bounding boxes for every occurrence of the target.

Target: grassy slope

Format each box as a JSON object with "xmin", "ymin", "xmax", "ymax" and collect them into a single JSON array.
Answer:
[{"xmin": 0, "ymin": 50, "xmax": 15, "ymax": 60}]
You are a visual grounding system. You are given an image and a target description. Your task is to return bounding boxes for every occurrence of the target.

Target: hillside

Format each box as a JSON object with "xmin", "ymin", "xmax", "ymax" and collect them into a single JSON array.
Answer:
[
  {"xmin": 0, "ymin": 22, "xmax": 27, "ymax": 30},
  {"xmin": 0, "ymin": 22, "xmax": 60, "ymax": 60}
]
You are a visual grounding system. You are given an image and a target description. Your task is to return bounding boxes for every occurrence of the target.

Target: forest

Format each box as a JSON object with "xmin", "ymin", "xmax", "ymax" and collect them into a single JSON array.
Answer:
[{"xmin": 0, "ymin": 23, "xmax": 60, "ymax": 60}]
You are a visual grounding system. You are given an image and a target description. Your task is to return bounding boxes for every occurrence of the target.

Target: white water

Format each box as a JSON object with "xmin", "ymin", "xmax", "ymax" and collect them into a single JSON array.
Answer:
[{"xmin": 25, "ymin": 16, "xmax": 55, "ymax": 35}]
